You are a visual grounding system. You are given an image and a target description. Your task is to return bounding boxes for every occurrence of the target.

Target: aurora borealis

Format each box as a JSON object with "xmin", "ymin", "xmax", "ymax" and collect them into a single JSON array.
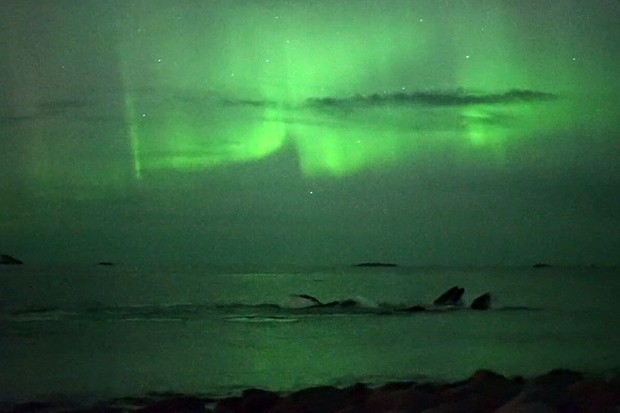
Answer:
[{"xmin": 1, "ymin": 0, "xmax": 619, "ymax": 266}]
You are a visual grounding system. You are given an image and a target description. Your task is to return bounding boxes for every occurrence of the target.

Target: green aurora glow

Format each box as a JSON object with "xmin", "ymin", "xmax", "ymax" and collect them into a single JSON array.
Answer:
[
  {"xmin": 1, "ymin": 0, "xmax": 619, "ymax": 265},
  {"xmin": 117, "ymin": 1, "xmax": 618, "ymax": 179}
]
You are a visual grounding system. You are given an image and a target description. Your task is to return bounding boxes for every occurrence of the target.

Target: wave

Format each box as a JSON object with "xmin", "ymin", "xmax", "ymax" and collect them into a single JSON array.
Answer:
[{"xmin": 0, "ymin": 295, "xmax": 535, "ymax": 323}]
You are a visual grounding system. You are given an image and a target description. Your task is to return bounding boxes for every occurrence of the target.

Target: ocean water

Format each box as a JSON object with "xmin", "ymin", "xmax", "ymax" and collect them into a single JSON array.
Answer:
[{"xmin": 0, "ymin": 265, "xmax": 619, "ymax": 407}]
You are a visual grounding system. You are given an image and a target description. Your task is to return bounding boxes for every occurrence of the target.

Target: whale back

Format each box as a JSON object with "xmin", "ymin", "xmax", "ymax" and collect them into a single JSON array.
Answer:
[
  {"xmin": 283, "ymin": 294, "xmax": 323, "ymax": 308},
  {"xmin": 471, "ymin": 293, "xmax": 492, "ymax": 310},
  {"xmin": 433, "ymin": 286, "xmax": 465, "ymax": 306}
]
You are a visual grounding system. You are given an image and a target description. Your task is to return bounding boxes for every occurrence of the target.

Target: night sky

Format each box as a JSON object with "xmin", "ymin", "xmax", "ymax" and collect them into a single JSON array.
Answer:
[{"xmin": 1, "ymin": 0, "xmax": 619, "ymax": 266}]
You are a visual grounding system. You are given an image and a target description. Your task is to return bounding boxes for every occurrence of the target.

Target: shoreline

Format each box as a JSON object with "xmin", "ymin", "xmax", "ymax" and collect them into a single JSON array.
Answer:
[{"xmin": 3, "ymin": 369, "xmax": 619, "ymax": 413}]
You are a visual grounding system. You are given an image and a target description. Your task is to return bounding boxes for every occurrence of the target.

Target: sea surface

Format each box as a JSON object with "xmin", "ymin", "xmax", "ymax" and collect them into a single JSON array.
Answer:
[{"xmin": 1, "ymin": 265, "xmax": 619, "ymax": 407}]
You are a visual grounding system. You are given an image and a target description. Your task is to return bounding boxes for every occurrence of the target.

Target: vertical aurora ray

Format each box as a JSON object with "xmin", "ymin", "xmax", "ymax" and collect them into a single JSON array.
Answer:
[
  {"xmin": 451, "ymin": 3, "xmax": 532, "ymax": 154},
  {"xmin": 123, "ymin": 93, "xmax": 143, "ymax": 180},
  {"xmin": 449, "ymin": 1, "xmax": 619, "ymax": 161},
  {"xmin": 116, "ymin": 1, "xmax": 436, "ymax": 178},
  {"xmin": 118, "ymin": 2, "xmax": 293, "ymax": 177}
]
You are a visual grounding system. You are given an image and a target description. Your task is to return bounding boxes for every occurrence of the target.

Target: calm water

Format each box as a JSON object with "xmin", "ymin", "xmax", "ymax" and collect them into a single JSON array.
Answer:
[{"xmin": 1, "ymin": 265, "xmax": 619, "ymax": 406}]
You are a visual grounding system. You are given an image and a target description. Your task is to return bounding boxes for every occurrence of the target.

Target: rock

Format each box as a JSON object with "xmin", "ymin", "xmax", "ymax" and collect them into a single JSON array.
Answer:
[
  {"xmin": 97, "ymin": 262, "xmax": 115, "ymax": 266},
  {"xmin": 362, "ymin": 385, "xmax": 433, "ymax": 413},
  {"xmin": 494, "ymin": 400, "xmax": 557, "ymax": 413},
  {"xmin": 496, "ymin": 370, "xmax": 582, "ymax": 412},
  {"xmin": 354, "ymin": 263, "xmax": 398, "ymax": 267},
  {"xmin": 378, "ymin": 381, "xmax": 417, "ymax": 392},
  {"xmin": 343, "ymin": 382, "xmax": 372, "ymax": 406},
  {"xmin": 270, "ymin": 386, "xmax": 348, "ymax": 413},
  {"xmin": 0, "ymin": 254, "xmax": 23, "ymax": 265},
  {"xmin": 434, "ymin": 370, "xmax": 522, "ymax": 412},
  {"xmin": 562, "ymin": 379, "xmax": 619, "ymax": 412},
  {"xmin": 470, "ymin": 293, "xmax": 492, "ymax": 310},
  {"xmin": 332, "ymin": 384, "xmax": 372, "ymax": 413},
  {"xmin": 66, "ymin": 406, "xmax": 126, "ymax": 413},
  {"xmin": 213, "ymin": 396, "xmax": 242, "ymax": 413},
  {"xmin": 420, "ymin": 398, "xmax": 486, "ymax": 413},
  {"xmin": 239, "ymin": 389, "xmax": 280, "ymax": 413},
  {"xmin": 11, "ymin": 401, "xmax": 55, "ymax": 412},
  {"xmin": 526, "ymin": 369, "xmax": 583, "ymax": 404},
  {"xmin": 134, "ymin": 396, "xmax": 209, "ymax": 413},
  {"xmin": 532, "ymin": 263, "xmax": 551, "ymax": 268}
]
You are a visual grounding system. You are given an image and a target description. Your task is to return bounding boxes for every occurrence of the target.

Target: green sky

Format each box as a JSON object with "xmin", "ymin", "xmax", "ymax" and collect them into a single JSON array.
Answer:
[
  {"xmin": 116, "ymin": 0, "xmax": 617, "ymax": 178},
  {"xmin": 1, "ymin": 0, "xmax": 618, "ymax": 265}
]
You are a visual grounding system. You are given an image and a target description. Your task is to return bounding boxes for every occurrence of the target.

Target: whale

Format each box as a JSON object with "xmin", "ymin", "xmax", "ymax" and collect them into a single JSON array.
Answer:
[
  {"xmin": 470, "ymin": 292, "xmax": 492, "ymax": 310},
  {"xmin": 401, "ymin": 286, "xmax": 466, "ymax": 312},
  {"xmin": 287, "ymin": 294, "xmax": 366, "ymax": 309},
  {"xmin": 432, "ymin": 286, "xmax": 465, "ymax": 306},
  {"xmin": 0, "ymin": 254, "xmax": 23, "ymax": 265},
  {"xmin": 286, "ymin": 287, "xmax": 496, "ymax": 313},
  {"xmin": 290, "ymin": 286, "xmax": 471, "ymax": 312},
  {"xmin": 295, "ymin": 294, "xmax": 323, "ymax": 306}
]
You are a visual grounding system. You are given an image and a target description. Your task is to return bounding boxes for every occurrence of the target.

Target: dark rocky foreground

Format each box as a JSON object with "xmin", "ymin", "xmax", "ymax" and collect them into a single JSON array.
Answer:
[
  {"xmin": 0, "ymin": 254, "xmax": 23, "ymax": 265},
  {"xmin": 4, "ymin": 370, "xmax": 620, "ymax": 413}
]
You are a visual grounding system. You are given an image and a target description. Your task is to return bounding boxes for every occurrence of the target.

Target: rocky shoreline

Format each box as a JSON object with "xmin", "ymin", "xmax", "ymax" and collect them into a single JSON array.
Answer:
[{"xmin": 4, "ymin": 369, "xmax": 619, "ymax": 413}]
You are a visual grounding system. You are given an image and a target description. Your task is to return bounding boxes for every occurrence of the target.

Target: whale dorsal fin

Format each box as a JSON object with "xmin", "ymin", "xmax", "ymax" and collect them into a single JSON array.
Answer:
[
  {"xmin": 471, "ymin": 292, "xmax": 492, "ymax": 310},
  {"xmin": 294, "ymin": 294, "xmax": 323, "ymax": 306},
  {"xmin": 433, "ymin": 286, "xmax": 465, "ymax": 306}
]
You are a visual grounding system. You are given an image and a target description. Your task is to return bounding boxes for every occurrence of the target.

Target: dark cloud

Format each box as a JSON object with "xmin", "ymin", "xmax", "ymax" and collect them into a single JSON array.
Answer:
[
  {"xmin": 304, "ymin": 89, "xmax": 558, "ymax": 110},
  {"xmin": 0, "ymin": 99, "xmax": 89, "ymax": 123},
  {"xmin": 0, "ymin": 114, "xmax": 36, "ymax": 124},
  {"xmin": 37, "ymin": 99, "xmax": 88, "ymax": 114},
  {"xmin": 220, "ymin": 98, "xmax": 272, "ymax": 108}
]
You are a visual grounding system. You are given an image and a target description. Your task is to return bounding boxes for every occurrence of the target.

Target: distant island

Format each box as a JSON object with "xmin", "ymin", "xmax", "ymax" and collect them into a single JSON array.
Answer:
[
  {"xmin": 532, "ymin": 263, "xmax": 552, "ymax": 268},
  {"xmin": 354, "ymin": 262, "xmax": 398, "ymax": 267},
  {"xmin": 1, "ymin": 254, "xmax": 23, "ymax": 265},
  {"xmin": 97, "ymin": 262, "xmax": 115, "ymax": 266}
]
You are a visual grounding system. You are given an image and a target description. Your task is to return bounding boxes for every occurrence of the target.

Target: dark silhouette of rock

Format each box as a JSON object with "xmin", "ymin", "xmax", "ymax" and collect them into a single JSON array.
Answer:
[
  {"xmin": 66, "ymin": 406, "xmax": 126, "ymax": 413},
  {"xmin": 97, "ymin": 262, "xmax": 115, "ymax": 266},
  {"xmin": 11, "ymin": 401, "xmax": 54, "ymax": 412},
  {"xmin": 533, "ymin": 263, "xmax": 551, "ymax": 268},
  {"xmin": 0, "ymin": 254, "xmax": 23, "ymax": 265},
  {"xmin": 471, "ymin": 292, "xmax": 492, "ymax": 310},
  {"xmin": 354, "ymin": 262, "xmax": 398, "ymax": 267},
  {"xmin": 433, "ymin": 286, "xmax": 465, "ymax": 306},
  {"xmin": 8, "ymin": 370, "xmax": 620, "ymax": 413},
  {"xmin": 362, "ymin": 385, "xmax": 432, "ymax": 413},
  {"xmin": 213, "ymin": 396, "xmax": 242, "ymax": 413},
  {"xmin": 437, "ymin": 370, "xmax": 523, "ymax": 412},
  {"xmin": 343, "ymin": 382, "xmax": 372, "ymax": 407},
  {"xmin": 270, "ymin": 385, "xmax": 347, "ymax": 413},
  {"xmin": 564, "ymin": 379, "xmax": 620, "ymax": 412},
  {"xmin": 134, "ymin": 396, "xmax": 209, "ymax": 413},
  {"xmin": 239, "ymin": 388, "xmax": 280, "ymax": 413},
  {"xmin": 495, "ymin": 369, "xmax": 585, "ymax": 412}
]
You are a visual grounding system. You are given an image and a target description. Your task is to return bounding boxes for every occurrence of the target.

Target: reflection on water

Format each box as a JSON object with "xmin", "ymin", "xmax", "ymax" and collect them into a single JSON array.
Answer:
[{"xmin": 1, "ymin": 266, "xmax": 619, "ymax": 403}]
